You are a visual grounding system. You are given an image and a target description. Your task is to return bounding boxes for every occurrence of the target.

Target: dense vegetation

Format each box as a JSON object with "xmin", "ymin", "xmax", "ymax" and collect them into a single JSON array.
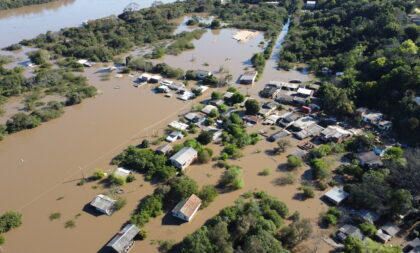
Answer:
[
  {"xmin": 280, "ymin": 0, "xmax": 419, "ymax": 144},
  {"xmin": 176, "ymin": 191, "xmax": 313, "ymax": 252},
  {"xmin": 0, "ymin": 0, "xmax": 57, "ymax": 10},
  {"xmin": 0, "ymin": 211, "xmax": 23, "ymax": 245}
]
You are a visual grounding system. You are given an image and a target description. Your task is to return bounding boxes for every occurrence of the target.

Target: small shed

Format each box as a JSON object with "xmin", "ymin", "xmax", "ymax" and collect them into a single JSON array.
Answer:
[
  {"xmin": 357, "ymin": 151, "xmax": 383, "ymax": 168},
  {"xmin": 337, "ymin": 224, "xmax": 364, "ymax": 242},
  {"xmin": 168, "ymin": 120, "xmax": 189, "ymax": 131},
  {"xmin": 156, "ymin": 144, "xmax": 173, "ymax": 156},
  {"xmin": 107, "ymin": 224, "xmax": 140, "ymax": 253},
  {"xmin": 323, "ymin": 187, "xmax": 349, "ymax": 205},
  {"xmin": 114, "ymin": 167, "xmax": 131, "ymax": 178},
  {"xmin": 268, "ymin": 130, "xmax": 290, "ymax": 142},
  {"xmin": 170, "ymin": 147, "xmax": 198, "ymax": 170},
  {"xmin": 201, "ymin": 105, "xmax": 218, "ymax": 115},
  {"xmin": 172, "ymin": 194, "xmax": 202, "ymax": 222},
  {"xmin": 350, "ymin": 209, "xmax": 381, "ymax": 224},
  {"xmin": 194, "ymin": 69, "xmax": 211, "ymax": 79},
  {"xmin": 90, "ymin": 194, "xmax": 116, "ymax": 216},
  {"xmin": 239, "ymin": 71, "xmax": 258, "ymax": 84}
]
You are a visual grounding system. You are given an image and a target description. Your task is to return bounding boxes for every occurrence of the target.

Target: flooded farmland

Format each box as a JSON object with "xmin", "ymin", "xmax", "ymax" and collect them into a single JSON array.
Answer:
[{"xmin": 0, "ymin": 7, "xmax": 323, "ymax": 252}]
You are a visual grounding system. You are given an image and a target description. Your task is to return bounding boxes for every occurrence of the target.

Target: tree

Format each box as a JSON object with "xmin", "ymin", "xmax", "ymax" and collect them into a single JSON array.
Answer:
[
  {"xmin": 245, "ymin": 99, "xmax": 260, "ymax": 115},
  {"xmin": 300, "ymin": 186, "xmax": 315, "ymax": 199},
  {"xmin": 0, "ymin": 235, "xmax": 4, "ymax": 245},
  {"xmin": 210, "ymin": 19, "xmax": 221, "ymax": 29},
  {"xmin": 311, "ymin": 158, "xmax": 329, "ymax": 180},
  {"xmin": 211, "ymin": 91, "xmax": 223, "ymax": 100},
  {"xmin": 92, "ymin": 169, "xmax": 106, "ymax": 180},
  {"xmin": 203, "ymin": 75, "xmax": 218, "ymax": 85},
  {"xmin": 359, "ymin": 222, "xmax": 377, "ymax": 237},
  {"xmin": 0, "ymin": 211, "xmax": 23, "ymax": 233},
  {"xmin": 6, "ymin": 113, "xmax": 41, "ymax": 133},
  {"xmin": 220, "ymin": 166, "xmax": 244, "ymax": 190},
  {"xmin": 287, "ymin": 156, "xmax": 303, "ymax": 169},
  {"xmin": 140, "ymin": 139, "xmax": 150, "ymax": 148},
  {"xmin": 343, "ymin": 237, "xmax": 401, "ymax": 253},
  {"xmin": 197, "ymin": 130, "xmax": 214, "ymax": 145},
  {"xmin": 198, "ymin": 185, "xmax": 218, "ymax": 208},
  {"xmin": 275, "ymin": 140, "xmax": 291, "ymax": 154},
  {"xmin": 229, "ymin": 92, "xmax": 245, "ymax": 105},
  {"xmin": 28, "ymin": 49, "xmax": 50, "ymax": 65},
  {"xmin": 168, "ymin": 177, "xmax": 199, "ymax": 203},
  {"xmin": 198, "ymin": 149, "xmax": 211, "ymax": 164},
  {"xmin": 278, "ymin": 219, "xmax": 312, "ymax": 249},
  {"xmin": 383, "ymin": 147, "xmax": 403, "ymax": 160}
]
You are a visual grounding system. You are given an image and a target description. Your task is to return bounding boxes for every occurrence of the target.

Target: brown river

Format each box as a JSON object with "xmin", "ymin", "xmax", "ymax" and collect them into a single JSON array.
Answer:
[{"xmin": 0, "ymin": 5, "xmax": 324, "ymax": 252}]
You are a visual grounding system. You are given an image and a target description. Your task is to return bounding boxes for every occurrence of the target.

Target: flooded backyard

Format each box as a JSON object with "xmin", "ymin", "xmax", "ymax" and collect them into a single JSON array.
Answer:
[{"xmin": 0, "ymin": 7, "xmax": 323, "ymax": 252}]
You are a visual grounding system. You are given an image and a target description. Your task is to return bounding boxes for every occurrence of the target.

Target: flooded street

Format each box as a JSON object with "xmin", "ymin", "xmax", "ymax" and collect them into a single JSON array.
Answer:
[
  {"xmin": 0, "ymin": 0, "xmax": 176, "ymax": 48},
  {"xmin": 0, "ymin": 7, "xmax": 322, "ymax": 251}
]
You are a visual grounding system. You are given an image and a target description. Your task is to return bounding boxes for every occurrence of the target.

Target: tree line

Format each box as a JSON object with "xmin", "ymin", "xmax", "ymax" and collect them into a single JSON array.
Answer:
[{"xmin": 0, "ymin": 0, "xmax": 57, "ymax": 10}]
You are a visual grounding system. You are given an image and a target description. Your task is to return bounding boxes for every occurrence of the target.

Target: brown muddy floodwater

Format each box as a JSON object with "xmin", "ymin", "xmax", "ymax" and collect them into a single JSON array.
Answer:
[
  {"xmin": 0, "ymin": 0, "xmax": 176, "ymax": 48},
  {"xmin": 0, "ymin": 17, "xmax": 321, "ymax": 252}
]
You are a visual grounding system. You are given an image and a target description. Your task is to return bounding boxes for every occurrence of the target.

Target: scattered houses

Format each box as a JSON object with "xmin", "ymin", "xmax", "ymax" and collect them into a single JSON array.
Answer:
[
  {"xmin": 357, "ymin": 151, "xmax": 383, "ymax": 168},
  {"xmin": 337, "ymin": 224, "xmax": 364, "ymax": 242},
  {"xmin": 172, "ymin": 194, "xmax": 202, "ymax": 222},
  {"xmin": 194, "ymin": 69, "xmax": 211, "ymax": 79},
  {"xmin": 350, "ymin": 209, "xmax": 381, "ymax": 224},
  {"xmin": 107, "ymin": 224, "xmax": 140, "ymax": 253},
  {"xmin": 358, "ymin": 108, "xmax": 393, "ymax": 131},
  {"xmin": 155, "ymin": 144, "xmax": 173, "ymax": 156},
  {"xmin": 90, "ymin": 194, "xmax": 116, "ymax": 216},
  {"xmin": 166, "ymin": 131, "xmax": 184, "ymax": 143},
  {"xmin": 323, "ymin": 187, "xmax": 349, "ymax": 205},
  {"xmin": 320, "ymin": 125, "xmax": 352, "ymax": 143},
  {"xmin": 376, "ymin": 222, "xmax": 401, "ymax": 243},
  {"xmin": 201, "ymin": 105, "xmax": 218, "ymax": 115},
  {"xmin": 268, "ymin": 129, "xmax": 291, "ymax": 142},
  {"xmin": 239, "ymin": 71, "xmax": 258, "ymax": 84},
  {"xmin": 170, "ymin": 147, "xmax": 198, "ymax": 170},
  {"xmin": 168, "ymin": 120, "xmax": 188, "ymax": 131}
]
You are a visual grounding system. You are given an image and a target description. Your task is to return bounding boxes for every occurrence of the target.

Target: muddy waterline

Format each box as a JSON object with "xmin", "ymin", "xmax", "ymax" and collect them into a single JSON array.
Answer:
[{"xmin": 0, "ymin": 13, "xmax": 320, "ymax": 252}]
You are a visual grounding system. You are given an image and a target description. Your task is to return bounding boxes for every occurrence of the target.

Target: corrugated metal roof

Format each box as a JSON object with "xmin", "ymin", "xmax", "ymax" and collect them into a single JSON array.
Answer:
[{"xmin": 107, "ymin": 224, "xmax": 140, "ymax": 253}]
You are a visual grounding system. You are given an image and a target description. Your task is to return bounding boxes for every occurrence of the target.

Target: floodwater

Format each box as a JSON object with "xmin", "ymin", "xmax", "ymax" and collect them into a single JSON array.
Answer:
[
  {"xmin": 0, "ymin": 0, "xmax": 175, "ymax": 48},
  {"xmin": 0, "ymin": 13, "xmax": 321, "ymax": 253}
]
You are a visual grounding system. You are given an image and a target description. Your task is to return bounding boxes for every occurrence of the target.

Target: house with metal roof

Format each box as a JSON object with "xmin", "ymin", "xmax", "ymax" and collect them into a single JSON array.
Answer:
[
  {"xmin": 350, "ymin": 209, "xmax": 381, "ymax": 224},
  {"xmin": 239, "ymin": 71, "xmax": 258, "ymax": 84},
  {"xmin": 268, "ymin": 130, "xmax": 291, "ymax": 142},
  {"xmin": 320, "ymin": 125, "xmax": 352, "ymax": 143},
  {"xmin": 114, "ymin": 167, "xmax": 131, "ymax": 178},
  {"xmin": 107, "ymin": 224, "xmax": 140, "ymax": 253},
  {"xmin": 288, "ymin": 148, "xmax": 308, "ymax": 159},
  {"xmin": 294, "ymin": 123, "xmax": 324, "ymax": 140},
  {"xmin": 337, "ymin": 224, "xmax": 364, "ymax": 242},
  {"xmin": 201, "ymin": 104, "xmax": 218, "ymax": 115},
  {"xmin": 357, "ymin": 151, "xmax": 383, "ymax": 168},
  {"xmin": 291, "ymin": 116, "xmax": 318, "ymax": 131},
  {"xmin": 168, "ymin": 120, "xmax": 189, "ymax": 131},
  {"xmin": 90, "ymin": 194, "xmax": 116, "ymax": 216},
  {"xmin": 278, "ymin": 112, "xmax": 300, "ymax": 127},
  {"xmin": 260, "ymin": 86, "xmax": 280, "ymax": 98},
  {"xmin": 323, "ymin": 187, "xmax": 349, "ymax": 205},
  {"xmin": 155, "ymin": 144, "xmax": 173, "ymax": 156},
  {"xmin": 376, "ymin": 222, "xmax": 400, "ymax": 243},
  {"xmin": 172, "ymin": 194, "xmax": 202, "ymax": 222},
  {"xmin": 194, "ymin": 69, "xmax": 211, "ymax": 79},
  {"xmin": 170, "ymin": 147, "xmax": 198, "ymax": 170}
]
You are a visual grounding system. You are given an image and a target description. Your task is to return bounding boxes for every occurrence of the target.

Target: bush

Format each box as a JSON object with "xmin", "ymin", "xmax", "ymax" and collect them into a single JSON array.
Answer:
[
  {"xmin": 198, "ymin": 149, "xmax": 211, "ymax": 164},
  {"xmin": 290, "ymin": 211, "xmax": 300, "ymax": 222},
  {"xmin": 300, "ymin": 186, "xmax": 315, "ymax": 199},
  {"xmin": 359, "ymin": 222, "xmax": 377, "ymax": 237},
  {"xmin": 322, "ymin": 214, "xmax": 338, "ymax": 227},
  {"xmin": 64, "ymin": 220, "xmax": 75, "ymax": 228},
  {"xmin": 311, "ymin": 158, "xmax": 329, "ymax": 180},
  {"xmin": 198, "ymin": 185, "xmax": 218, "ymax": 208},
  {"xmin": 0, "ymin": 211, "xmax": 23, "ymax": 233},
  {"xmin": 114, "ymin": 198, "xmax": 127, "ymax": 211},
  {"xmin": 0, "ymin": 235, "xmax": 4, "ymax": 245},
  {"xmin": 245, "ymin": 99, "xmax": 260, "ymax": 115},
  {"xmin": 140, "ymin": 139, "xmax": 150, "ymax": 148},
  {"xmin": 108, "ymin": 173, "xmax": 125, "ymax": 186},
  {"xmin": 49, "ymin": 212, "xmax": 61, "ymax": 221},
  {"xmin": 220, "ymin": 166, "xmax": 244, "ymax": 190},
  {"xmin": 287, "ymin": 156, "xmax": 303, "ymax": 169},
  {"xmin": 276, "ymin": 173, "xmax": 295, "ymax": 186},
  {"xmin": 92, "ymin": 169, "xmax": 106, "ymax": 180},
  {"xmin": 259, "ymin": 168, "xmax": 271, "ymax": 176},
  {"xmin": 138, "ymin": 229, "xmax": 148, "ymax": 240},
  {"xmin": 126, "ymin": 174, "xmax": 136, "ymax": 183}
]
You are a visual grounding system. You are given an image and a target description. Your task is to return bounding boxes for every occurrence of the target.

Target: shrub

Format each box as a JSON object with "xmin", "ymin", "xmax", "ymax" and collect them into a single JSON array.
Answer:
[
  {"xmin": 300, "ymin": 186, "xmax": 315, "ymax": 199},
  {"xmin": 92, "ymin": 169, "xmax": 106, "ymax": 180},
  {"xmin": 220, "ymin": 166, "xmax": 244, "ymax": 190},
  {"xmin": 198, "ymin": 149, "xmax": 211, "ymax": 164},
  {"xmin": 140, "ymin": 139, "xmax": 150, "ymax": 148},
  {"xmin": 276, "ymin": 173, "xmax": 295, "ymax": 186},
  {"xmin": 287, "ymin": 156, "xmax": 303, "ymax": 169},
  {"xmin": 114, "ymin": 198, "xmax": 127, "ymax": 211},
  {"xmin": 259, "ymin": 168, "xmax": 271, "ymax": 176},
  {"xmin": 0, "ymin": 235, "xmax": 4, "ymax": 245},
  {"xmin": 126, "ymin": 174, "xmax": 136, "ymax": 183},
  {"xmin": 49, "ymin": 212, "xmax": 61, "ymax": 221},
  {"xmin": 359, "ymin": 222, "xmax": 377, "ymax": 237},
  {"xmin": 108, "ymin": 173, "xmax": 125, "ymax": 186},
  {"xmin": 290, "ymin": 211, "xmax": 300, "ymax": 222},
  {"xmin": 311, "ymin": 158, "xmax": 329, "ymax": 180},
  {"xmin": 322, "ymin": 214, "xmax": 338, "ymax": 227},
  {"xmin": 138, "ymin": 229, "xmax": 148, "ymax": 240},
  {"xmin": 64, "ymin": 220, "xmax": 75, "ymax": 228},
  {"xmin": 197, "ymin": 130, "xmax": 214, "ymax": 145}
]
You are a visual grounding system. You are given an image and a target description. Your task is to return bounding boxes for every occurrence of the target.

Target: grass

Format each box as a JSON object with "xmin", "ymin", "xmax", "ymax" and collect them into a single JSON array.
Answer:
[
  {"xmin": 64, "ymin": 220, "xmax": 76, "ymax": 228},
  {"xmin": 49, "ymin": 212, "xmax": 61, "ymax": 221}
]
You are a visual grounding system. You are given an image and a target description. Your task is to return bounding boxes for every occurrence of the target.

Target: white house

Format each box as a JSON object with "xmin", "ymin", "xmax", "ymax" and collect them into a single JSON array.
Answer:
[
  {"xmin": 323, "ymin": 187, "xmax": 349, "ymax": 205},
  {"xmin": 107, "ymin": 224, "xmax": 140, "ymax": 253},
  {"xmin": 168, "ymin": 121, "xmax": 188, "ymax": 131},
  {"xmin": 194, "ymin": 69, "xmax": 211, "ymax": 79},
  {"xmin": 172, "ymin": 194, "xmax": 202, "ymax": 222},
  {"xmin": 90, "ymin": 194, "xmax": 116, "ymax": 216},
  {"xmin": 170, "ymin": 147, "xmax": 198, "ymax": 170}
]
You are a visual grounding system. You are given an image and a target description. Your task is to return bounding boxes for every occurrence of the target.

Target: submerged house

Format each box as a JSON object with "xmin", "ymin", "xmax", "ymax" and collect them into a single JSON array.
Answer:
[
  {"xmin": 170, "ymin": 147, "xmax": 198, "ymax": 170},
  {"xmin": 239, "ymin": 71, "xmax": 258, "ymax": 84},
  {"xmin": 107, "ymin": 224, "xmax": 140, "ymax": 253},
  {"xmin": 376, "ymin": 222, "xmax": 401, "ymax": 243},
  {"xmin": 90, "ymin": 194, "xmax": 116, "ymax": 216},
  {"xmin": 260, "ymin": 86, "xmax": 280, "ymax": 99},
  {"xmin": 172, "ymin": 194, "xmax": 202, "ymax": 222},
  {"xmin": 337, "ymin": 224, "xmax": 364, "ymax": 242},
  {"xmin": 357, "ymin": 151, "xmax": 383, "ymax": 168},
  {"xmin": 320, "ymin": 125, "xmax": 352, "ymax": 143},
  {"xmin": 194, "ymin": 69, "xmax": 211, "ymax": 79},
  {"xmin": 155, "ymin": 144, "xmax": 173, "ymax": 156},
  {"xmin": 323, "ymin": 187, "xmax": 349, "ymax": 205},
  {"xmin": 350, "ymin": 209, "xmax": 381, "ymax": 224}
]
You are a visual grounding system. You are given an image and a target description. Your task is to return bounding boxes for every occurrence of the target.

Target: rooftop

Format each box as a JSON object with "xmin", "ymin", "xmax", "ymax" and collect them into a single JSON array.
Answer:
[
  {"xmin": 90, "ymin": 194, "xmax": 116, "ymax": 214},
  {"xmin": 172, "ymin": 194, "xmax": 202, "ymax": 220},
  {"xmin": 170, "ymin": 147, "xmax": 198, "ymax": 165},
  {"xmin": 323, "ymin": 187, "xmax": 349, "ymax": 204},
  {"xmin": 107, "ymin": 224, "xmax": 140, "ymax": 253}
]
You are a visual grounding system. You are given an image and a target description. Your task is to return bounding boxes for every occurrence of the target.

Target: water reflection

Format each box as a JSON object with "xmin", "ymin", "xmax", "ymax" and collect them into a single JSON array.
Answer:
[{"xmin": 0, "ymin": 0, "xmax": 75, "ymax": 20}]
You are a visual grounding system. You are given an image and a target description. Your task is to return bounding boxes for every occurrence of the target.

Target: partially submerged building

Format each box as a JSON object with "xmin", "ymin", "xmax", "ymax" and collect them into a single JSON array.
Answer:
[
  {"xmin": 376, "ymin": 222, "xmax": 401, "ymax": 243},
  {"xmin": 268, "ymin": 130, "xmax": 291, "ymax": 142},
  {"xmin": 201, "ymin": 105, "xmax": 218, "ymax": 115},
  {"xmin": 320, "ymin": 125, "xmax": 352, "ymax": 143},
  {"xmin": 172, "ymin": 194, "xmax": 202, "ymax": 222},
  {"xmin": 90, "ymin": 194, "xmax": 116, "ymax": 216},
  {"xmin": 194, "ymin": 69, "xmax": 211, "ymax": 79},
  {"xmin": 155, "ymin": 144, "xmax": 173, "ymax": 156},
  {"xmin": 323, "ymin": 187, "xmax": 349, "ymax": 205},
  {"xmin": 170, "ymin": 147, "xmax": 198, "ymax": 170},
  {"xmin": 239, "ymin": 71, "xmax": 258, "ymax": 84},
  {"xmin": 337, "ymin": 224, "xmax": 364, "ymax": 242},
  {"xmin": 107, "ymin": 224, "xmax": 140, "ymax": 253},
  {"xmin": 168, "ymin": 120, "xmax": 189, "ymax": 131},
  {"xmin": 350, "ymin": 209, "xmax": 381, "ymax": 224},
  {"xmin": 357, "ymin": 151, "xmax": 383, "ymax": 168}
]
